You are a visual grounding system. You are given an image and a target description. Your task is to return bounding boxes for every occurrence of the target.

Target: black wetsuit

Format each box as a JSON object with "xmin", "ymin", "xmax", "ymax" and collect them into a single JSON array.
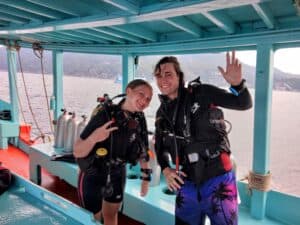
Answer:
[
  {"xmin": 155, "ymin": 80, "xmax": 252, "ymax": 225},
  {"xmin": 76, "ymin": 101, "xmax": 148, "ymax": 214}
]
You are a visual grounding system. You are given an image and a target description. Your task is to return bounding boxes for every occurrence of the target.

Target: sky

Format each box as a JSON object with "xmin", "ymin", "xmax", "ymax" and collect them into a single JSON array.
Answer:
[
  {"xmin": 1, "ymin": 45, "xmax": 299, "ymax": 75},
  {"xmin": 236, "ymin": 48, "xmax": 300, "ymax": 75}
]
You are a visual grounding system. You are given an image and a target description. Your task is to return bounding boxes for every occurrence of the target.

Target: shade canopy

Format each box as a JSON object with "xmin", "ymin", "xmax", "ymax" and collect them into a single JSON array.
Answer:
[{"xmin": 0, "ymin": 0, "xmax": 300, "ymax": 54}]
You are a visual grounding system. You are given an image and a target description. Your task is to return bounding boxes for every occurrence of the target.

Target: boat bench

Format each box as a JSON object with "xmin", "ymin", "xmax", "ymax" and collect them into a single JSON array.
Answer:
[
  {"xmin": 0, "ymin": 119, "xmax": 19, "ymax": 150},
  {"xmin": 29, "ymin": 142, "xmax": 78, "ymax": 187},
  {"xmin": 28, "ymin": 143, "xmax": 288, "ymax": 225},
  {"xmin": 123, "ymin": 175, "xmax": 175, "ymax": 225},
  {"xmin": 28, "ymin": 142, "xmax": 176, "ymax": 224}
]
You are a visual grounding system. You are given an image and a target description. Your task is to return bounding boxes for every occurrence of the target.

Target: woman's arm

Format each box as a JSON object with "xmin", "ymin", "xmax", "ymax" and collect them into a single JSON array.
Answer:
[{"xmin": 73, "ymin": 120, "xmax": 117, "ymax": 158}]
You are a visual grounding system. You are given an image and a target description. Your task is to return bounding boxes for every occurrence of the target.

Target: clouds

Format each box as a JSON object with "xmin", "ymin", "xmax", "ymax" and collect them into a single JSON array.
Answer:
[{"xmin": 237, "ymin": 48, "xmax": 300, "ymax": 75}]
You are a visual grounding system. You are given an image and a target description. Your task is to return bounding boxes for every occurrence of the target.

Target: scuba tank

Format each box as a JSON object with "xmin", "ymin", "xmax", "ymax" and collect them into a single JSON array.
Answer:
[
  {"xmin": 76, "ymin": 115, "xmax": 87, "ymax": 140},
  {"xmin": 148, "ymin": 135, "xmax": 161, "ymax": 187},
  {"xmin": 64, "ymin": 112, "xmax": 79, "ymax": 153},
  {"xmin": 54, "ymin": 109, "xmax": 70, "ymax": 149}
]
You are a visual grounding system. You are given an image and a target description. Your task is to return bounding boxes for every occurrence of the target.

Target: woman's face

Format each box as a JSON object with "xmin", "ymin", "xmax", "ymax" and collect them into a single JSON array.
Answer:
[
  {"xmin": 126, "ymin": 85, "xmax": 153, "ymax": 112},
  {"xmin": 155, "ymin": 63, "xmax": 180, "ymax": 99}
]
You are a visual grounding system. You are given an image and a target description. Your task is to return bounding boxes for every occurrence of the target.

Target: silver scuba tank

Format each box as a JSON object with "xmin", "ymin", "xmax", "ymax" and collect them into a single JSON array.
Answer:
[
  {"xmin": 76, "ymin": 115, "xmax": 87, "ymax": 140},
  {"xmin": 148, "ymin": 135, "xmax": 161, "ymax": 187},
  {"xmin": 64, "ymin": 112, "xmax": 79, "ymax": 153},
  {"xmin": 54, "ymin": 109, "xmax": 70, "ymax": 149}
]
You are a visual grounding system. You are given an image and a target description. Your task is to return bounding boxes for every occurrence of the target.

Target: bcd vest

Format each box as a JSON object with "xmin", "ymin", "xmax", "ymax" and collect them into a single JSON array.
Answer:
[
  {"xmin": 77, "ymin": 103, "xmax": 149, "ymax": 173},
  {"xmin": 158, "ymin": 78, "xmax": 231, "ymax": 184}
]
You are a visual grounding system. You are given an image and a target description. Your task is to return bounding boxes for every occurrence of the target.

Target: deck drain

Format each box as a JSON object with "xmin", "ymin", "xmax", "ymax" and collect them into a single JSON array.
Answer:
[
  {"xmin": 127, "ymin": 174, "xmax": 138, "ymax": 179},
  {"xmin": 162, "ymin": 187, "xmax": 176, "ymax": 195}
]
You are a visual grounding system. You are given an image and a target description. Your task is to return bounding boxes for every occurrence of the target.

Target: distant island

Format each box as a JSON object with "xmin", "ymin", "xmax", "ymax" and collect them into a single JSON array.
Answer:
[{"xmin": 1, "ymin": 48, "xmax": 300, "ymax": 92}]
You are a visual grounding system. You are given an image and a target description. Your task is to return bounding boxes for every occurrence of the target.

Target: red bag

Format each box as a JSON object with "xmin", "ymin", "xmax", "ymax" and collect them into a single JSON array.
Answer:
[{"xmin": 0, "ymin": 165, "xmax": 12, "ymax": 195}]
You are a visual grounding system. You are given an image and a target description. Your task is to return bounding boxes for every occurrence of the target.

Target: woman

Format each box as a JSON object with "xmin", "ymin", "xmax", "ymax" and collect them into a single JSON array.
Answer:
[
  {"xmin": 153, "ymin": 51, "xmax": 252, "ymax": 225},
  {"xmin": 73, "ymin": 79, "xmax": 153, "ymax": 225}
]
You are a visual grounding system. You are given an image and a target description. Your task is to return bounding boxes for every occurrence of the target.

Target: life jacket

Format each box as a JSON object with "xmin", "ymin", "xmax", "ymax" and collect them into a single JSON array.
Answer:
[
  {"xmin": 77, "ymin": 100, "xmax": 149, "ymax": 173},
  {"xmin": 0, "ymin": 165, "xmax": 12, "ymax": 195}
]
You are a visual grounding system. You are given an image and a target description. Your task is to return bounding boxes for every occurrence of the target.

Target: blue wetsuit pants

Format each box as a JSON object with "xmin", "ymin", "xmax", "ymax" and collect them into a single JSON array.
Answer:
[{"xmin": 175, "ymin": 171, "xmax": 238, "ymax": 225}]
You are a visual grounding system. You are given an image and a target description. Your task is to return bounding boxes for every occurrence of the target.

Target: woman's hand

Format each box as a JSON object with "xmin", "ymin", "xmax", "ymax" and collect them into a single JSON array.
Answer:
[
  {"xmin": 218, "ymin": 50, "xmax": 242, "ymax": 86},
  {"xmin": 90, "ymin": 120, "xmax": 118, "ymax": 143},
  {"xmin": 73, "ymin": 120, "xmax": 118, "ymax": 158},
  {"xmin": 163, "ymin": 167, "xmax": 186, "ymax": 192},
  {"xmin": 140, "ymin": 180, "xmax": 149, "ymax": 196}
]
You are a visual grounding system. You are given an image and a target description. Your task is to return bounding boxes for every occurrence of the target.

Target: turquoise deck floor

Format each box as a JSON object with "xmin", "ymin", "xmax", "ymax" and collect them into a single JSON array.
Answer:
[
  {"xmin": 123, "ymin": 174, "xmax": 289, "ymax": 225},
  {"xmin": 0, "ymin": 187, "xmax": 288, "ymax": 225},
  {"xmin": 0, "ymin": 186, "xmax": 84, "ymax": 225},
  {"xmin": 0, "ymin": 175, "xmax": 99, "ymax": 225}
]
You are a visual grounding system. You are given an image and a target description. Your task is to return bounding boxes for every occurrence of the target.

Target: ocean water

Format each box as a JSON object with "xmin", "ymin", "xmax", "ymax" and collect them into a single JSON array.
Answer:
[{"xmin": 1, "ymin": 71, "xmax": 299, "ymax": 197}]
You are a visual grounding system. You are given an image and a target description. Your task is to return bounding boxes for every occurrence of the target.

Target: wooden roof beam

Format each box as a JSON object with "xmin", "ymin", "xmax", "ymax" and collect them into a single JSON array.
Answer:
[
  {"xmin": 139, "ymin": 0, "xmax": 266, "ymax": 21},
  {"xmin": 0, "ymin": 13, "xmax": 29, "ymax": 24},
  {"xmin": 88, "ymin": 28, "xmax": 126, "ymax": 44},
  {"xmin": 0, "ymin": 0, "xmax": 66, "ymax": 19},
  {"xmin": 0, "ymin": 4, "xmax": 45, "ymax": 21},
  {"xmin": 72, "ymin": 30, "xmax": 111, "ymax": 44},
  {"xmin": 27, "ymin": 33, "xmax": 73, "ymax": 43},
  {"xmin": 110, "ymin": 24, "xmax": 157, "ymax": 42},
  {"xmin": 45, "ymin": 32, "xmax": 94, "ymax": 44},
  {"xmin": 0, "ymin": 0, "xmax": 268, "ymax": 33},
  {"xmin": 252, "ymin": 3, "xmax": 275, "ymax": 29},
  {"xmin": 163, "ymin": 17, "xmax": 202, "ymax": 37},
  {"xmin": 57, "ymin": 30, "xmax": 105, "ymax": 43},
  {"xmin": 26, "ymin": 0, "xmax": 80, "ymax": 17},
  {"xmin": 102, "ymin": 0, "xmax": 139, "ymax": 15},
  {"xmin": 91, "ymin": 27, "xmax": 142, "ymax": 43},
  {"xmin": 202, "ymin": 11, "xmax": 236, "ymax": 34}
]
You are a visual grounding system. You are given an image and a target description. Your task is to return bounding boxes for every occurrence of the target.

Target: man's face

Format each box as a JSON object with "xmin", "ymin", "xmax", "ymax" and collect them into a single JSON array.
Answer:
[{"xmin": 155, "ymin": 63, "xmax": 180, "ymax": 99}]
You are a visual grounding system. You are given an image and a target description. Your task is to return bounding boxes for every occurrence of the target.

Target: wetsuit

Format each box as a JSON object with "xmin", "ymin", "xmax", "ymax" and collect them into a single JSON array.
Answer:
[
  {"xmin": 155, "ymin": 79, "xmax": 252, "ymax": 225},
  {"xmin": 76, "ymin": 101, "xmax": 149, "ymax": 214}
]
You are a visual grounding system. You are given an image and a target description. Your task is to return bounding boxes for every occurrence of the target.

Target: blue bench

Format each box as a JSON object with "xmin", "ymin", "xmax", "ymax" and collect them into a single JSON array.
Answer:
[
  {"xmin": 0, "ymin": 119, "xmax": 19, "ymax": 149},
  {"xmin": 28, "ymin": 143, "xmax": 288, "ymax": 225},
  {"xmin": 29, "ymin": 142, "xmax": 78, "ymax": 186},
  {"xmin": 28, "ymin": 142, "xmax": 176, "ymax": 224}
]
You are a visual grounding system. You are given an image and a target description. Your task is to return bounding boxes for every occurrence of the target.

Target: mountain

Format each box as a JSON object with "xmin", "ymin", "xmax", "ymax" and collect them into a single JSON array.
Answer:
[{"xmin": 1, "ymin": 48, "xmax": 300, "ymax": 91}]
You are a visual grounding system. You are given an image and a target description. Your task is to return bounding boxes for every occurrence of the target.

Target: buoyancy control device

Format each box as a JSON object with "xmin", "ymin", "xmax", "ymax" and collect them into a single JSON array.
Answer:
[
  {"xmin": 97, "ymin": 93, "xmax": 149, "ymax": 197},
  {"xmin": 158, "ymin": 77, "xmax": 232, "ymax": 184},
  {"xmin": 95, "ymin": 93, "xmax": 149, "ymax": 165}
]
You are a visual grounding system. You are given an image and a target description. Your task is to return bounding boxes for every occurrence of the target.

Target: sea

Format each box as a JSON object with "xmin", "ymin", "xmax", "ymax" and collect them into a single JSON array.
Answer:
[{"xmin": 1, "ymin": 71, "xmax": 300, "ymax": 197}]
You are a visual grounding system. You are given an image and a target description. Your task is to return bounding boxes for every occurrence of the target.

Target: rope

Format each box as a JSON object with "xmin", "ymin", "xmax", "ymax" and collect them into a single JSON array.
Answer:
[
  {"xmin": 15, "ymin": 44, "xmax": 45, "ymax": 138},
  {"xmin": 247, "ymin": 170, "xmax": 272, "ymax": 192},
  {"xmin": 5, "ymin": 42, "xmax": 27, "ymax": 124},
  {"xmin": 32, "ymin": 43, "xmax": 54, "ymax": 134}
]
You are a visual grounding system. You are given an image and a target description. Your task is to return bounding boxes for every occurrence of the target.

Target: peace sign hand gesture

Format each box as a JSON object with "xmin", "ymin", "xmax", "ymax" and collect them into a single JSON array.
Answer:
[
  {"xmin": 217, "ymin": 50, "xmax": 243, "ymax": 86},
  {"xmin": 91, "ymin": 120, "xmax": 118, "ymax": 143}
]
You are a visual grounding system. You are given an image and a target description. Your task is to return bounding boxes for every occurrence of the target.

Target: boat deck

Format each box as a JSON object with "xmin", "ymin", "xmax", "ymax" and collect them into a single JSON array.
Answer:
[
  {"xmin": 0, "ymin": 144, "xmax": 293, "ymax": 225},
  {"xmin": 0, "ymin": 144, "xmax": 143, "ymax": 225}
]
